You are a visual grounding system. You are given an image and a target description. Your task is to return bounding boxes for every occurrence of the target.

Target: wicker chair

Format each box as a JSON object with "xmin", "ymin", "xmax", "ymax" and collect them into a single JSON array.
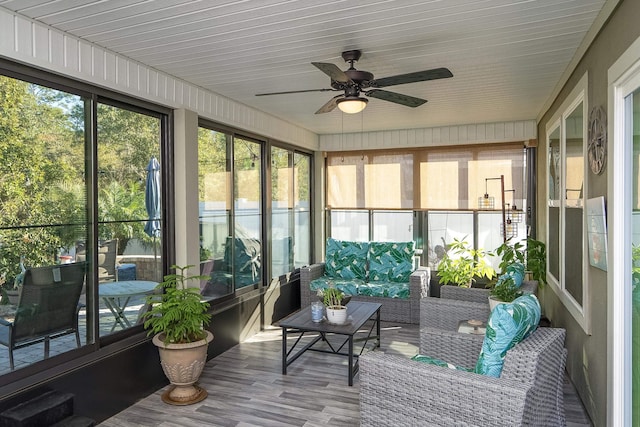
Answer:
[
  {"xmin": 359, "ymin": 293, "xmax": 567, "ymax": 426},
  {"xmin": 0, "ymin": 263, "xmax": 86, "ymax": 370},
  {"xmin": 360, "ymin": 326, "xmax": 567, "ymax": 426}
]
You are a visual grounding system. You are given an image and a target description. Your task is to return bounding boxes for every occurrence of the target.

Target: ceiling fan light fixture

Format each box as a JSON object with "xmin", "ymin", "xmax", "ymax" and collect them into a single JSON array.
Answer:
[{"xmin": 337, "ymin": 96, "xmax": 368, "ymax": 114}]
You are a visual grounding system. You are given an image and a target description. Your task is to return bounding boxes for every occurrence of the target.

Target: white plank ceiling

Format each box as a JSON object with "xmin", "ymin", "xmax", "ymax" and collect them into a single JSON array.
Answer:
[{"xmin": 0, "ymin": 0, "xmax": 609, "ymax": 135}]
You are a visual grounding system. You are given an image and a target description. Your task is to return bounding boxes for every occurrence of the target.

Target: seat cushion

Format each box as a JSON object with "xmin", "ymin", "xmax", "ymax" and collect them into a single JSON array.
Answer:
[
  {"xmin": 474, "ymin": 294, "xmax": 541, "ymax": 377},
  {"xmin": 368, "ymin": 241, "xmax": 415, "ymax": 282},
  {"xmin": 324, "ymin": 238, "xmax": 369, "ymax": 281},
  {"xmin": 309, "ymin": 277, "xmax": 362, "ymax": 296},
  {"xmin": 358, "ymin": 281, "xmax": 410, "ymax": 298}
]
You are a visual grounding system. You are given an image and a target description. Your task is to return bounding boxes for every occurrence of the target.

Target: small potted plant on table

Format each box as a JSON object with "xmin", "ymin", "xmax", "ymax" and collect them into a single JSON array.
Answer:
[
  {"xmin": 142, "ymin": 265, "xmax": 213, "ymax": 405},
  {"xmin": 321, "ymin": 287, "xmax": 348, "ymax": 325}
]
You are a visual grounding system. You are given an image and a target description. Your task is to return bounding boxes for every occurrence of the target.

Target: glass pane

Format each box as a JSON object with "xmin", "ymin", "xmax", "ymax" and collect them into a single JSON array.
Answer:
[
  {"xmin": 198, "ymin": 128, "xmax": 231, "ymax": 299},
  {"xmin": 271, "ymin": 147, "xmax": 293, "ymax": 278},
  {"xmin": 294, "ymin": 153, "xmax": 310, "ymax": 268},
  {"xmin": 96, "ymin": 103, "xmax": 163, "ymax": 337},
  {"xmin": 630, "ymin": 87, "xmax": 640, "ymax": 423},
  {"xmin": 0, "ymin": 76, "xmax": 89, "ymax": 373},
  {"xmin": 372, "ymin": 211, "xmax": 413, "ymax": 241},
  {"xmin": 548, "ymin": 125, "xmax": 561, "ymax": 282},
  {"xmin": 477, "ymin": 212, "xmax": 525, "ymax": 271},
  {"xmin": 564, "ymin": 102, "xmax": 584, "ymax": 304},
  {"xmin": 330, "ymin": 210, "xmax": 369, "ymax": 241},
  {"xmin": 234, "ymin": 138, "xmax": 262, "ymax": 290},
  {"xmin": 427, "ymin": 211, "xmax": 474, "ymax": 270}
]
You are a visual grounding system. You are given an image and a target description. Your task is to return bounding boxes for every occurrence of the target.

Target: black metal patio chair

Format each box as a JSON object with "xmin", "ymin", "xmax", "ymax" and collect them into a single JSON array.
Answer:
[{"xmin": 0, "ymin": 262, "xmax": 86, "ymax": 370}]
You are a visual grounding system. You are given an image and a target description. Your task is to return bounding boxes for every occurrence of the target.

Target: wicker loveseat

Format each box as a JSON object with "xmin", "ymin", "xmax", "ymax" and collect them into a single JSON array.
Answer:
[
  {"xmin": 300, "ymin": 238, "xmax": 430, "ymax": 323},
  {"xmin": 359, "ymin": 294, "xmax": 567, "ymax": 426}
]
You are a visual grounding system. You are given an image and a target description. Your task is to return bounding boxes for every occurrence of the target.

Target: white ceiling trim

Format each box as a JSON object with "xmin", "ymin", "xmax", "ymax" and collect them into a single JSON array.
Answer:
[{"xmin": 0, "ymin": 5, "xmax": 319, "ymax": 149}]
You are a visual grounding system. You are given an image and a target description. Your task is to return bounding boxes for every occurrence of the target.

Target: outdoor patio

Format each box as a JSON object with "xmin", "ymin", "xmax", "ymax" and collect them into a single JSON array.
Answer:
[{"xmin": 0, "ymin": 294, "xmax": 148, "ymax": 375}]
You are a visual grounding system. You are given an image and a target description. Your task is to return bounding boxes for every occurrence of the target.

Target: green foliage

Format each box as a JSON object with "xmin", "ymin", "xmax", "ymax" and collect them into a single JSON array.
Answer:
[
  {"xmin": 143, "ymin": 265, "xmax": 211, "ymax": 344},
  {"xmin": 495, "ymin": 237, "xmax": 546, "ymax": 286},
  {"xmin": 98, "ymin": 181, "xmax": 147, "ymax": 253},
  {"xmin": 490, "ymin": 276, "xmax": 522, "ymax": 303},
  {"xmin": 633, "ymin": 245, "xmax": 640, "ymax": 288},
  {"xmin": 526, "ymin": 238, "xmax": 547, "ymax": 286},
  {"xmin": 437, "ymin": 238, "xmax": 496, "ymax": 287},
  {"xmin": 319, "ymin": 287, "xmax": 345, "ymax": 307},
  {"xmin": 495, "ymin": 239, "xmax": 526, "ymax": 274}
]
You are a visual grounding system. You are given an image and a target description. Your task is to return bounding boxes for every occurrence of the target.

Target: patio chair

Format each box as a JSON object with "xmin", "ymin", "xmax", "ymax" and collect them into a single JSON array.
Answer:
[
  {"xmin": 76, "ymin": 239, "xmax": 118, "ymax": 282},
  {"xmin": 0, "ymin": 263, "xmax": 86, "ymax": 370},
  {"xmin": 360, "ymin": 293, "xmax": 567, "ymax": 426}
]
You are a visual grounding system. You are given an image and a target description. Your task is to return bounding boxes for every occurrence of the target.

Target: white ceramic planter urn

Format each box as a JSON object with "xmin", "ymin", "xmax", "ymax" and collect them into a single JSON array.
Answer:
[{"xmin": 152, "ymin": 330, "xmax": 214, "ymax": 405}]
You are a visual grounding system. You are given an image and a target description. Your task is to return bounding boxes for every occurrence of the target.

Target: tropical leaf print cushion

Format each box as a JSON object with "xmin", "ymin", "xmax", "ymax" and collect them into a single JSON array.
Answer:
[
  {"xmin": 474, "ymin": 294, "xmax": 541, "ymax": 377},
  {"xmin": 323, "ymin": 238, "xmax": 369, "ymax": 280},
  {"xmin": 411, "ymin": 354, "xmax": 472, "ymax": 372},
  {"xmin": 368, "ymin": 241, "xmax": 415, "ymax": 282}
]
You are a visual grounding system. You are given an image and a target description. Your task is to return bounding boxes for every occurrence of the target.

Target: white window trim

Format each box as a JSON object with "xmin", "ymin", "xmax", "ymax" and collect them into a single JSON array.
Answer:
[
  {"xmin": 608, "ymin": 35, "xmax": 640, "ymax": 427},
  {"xmin": 545, "ymin": 72, "xmax": 590, "ymax": 334}
]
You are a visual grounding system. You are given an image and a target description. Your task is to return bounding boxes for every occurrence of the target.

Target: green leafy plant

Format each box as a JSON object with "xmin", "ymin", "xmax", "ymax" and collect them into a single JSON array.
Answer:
[
  {"xmin": 319, "ymin": 287, "xmax": 345, "ymax": 307},
  {"xmin": 495, "ymin": 239, "xmax": 526, "ymax": 274},
  {"xmin": 495, "ymin": 237, "xmax": 546, "ymax": 285},
  {"xmin": 490, "ymin": 276, "xmax": 522, "ymax": 303},
  {"xmin": 526, "ymin": 238, "xmax": 546, "ymax": 286},
  {"xmin": 142, "ymin": 265, "xmax": 211, "ymax": 344},
  {"xmin": 437, "ymin": 238, "xmax": 496, "ymax": 287}
]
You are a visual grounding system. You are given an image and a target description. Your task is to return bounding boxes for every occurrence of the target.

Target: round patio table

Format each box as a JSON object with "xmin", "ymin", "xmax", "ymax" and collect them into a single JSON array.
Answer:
[{"xmin": 99, "ymin": 280, "xmax": 158, "ymax": 332}]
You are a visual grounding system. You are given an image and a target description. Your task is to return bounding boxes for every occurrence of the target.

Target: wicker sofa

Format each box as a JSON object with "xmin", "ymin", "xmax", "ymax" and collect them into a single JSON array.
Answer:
[
  {"xmin": 300, "ymin": 239, "xmax": 430, "ymax": 324},
  {"xmin": 359, "ymin": 294, "xmax": 567, "ymax": 426}
]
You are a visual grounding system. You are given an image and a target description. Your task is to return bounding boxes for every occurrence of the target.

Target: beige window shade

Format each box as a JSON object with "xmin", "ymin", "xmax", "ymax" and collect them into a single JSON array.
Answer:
[{"xmin": 327, "ymin": 143, "xmax": 525, "ymax": 210}]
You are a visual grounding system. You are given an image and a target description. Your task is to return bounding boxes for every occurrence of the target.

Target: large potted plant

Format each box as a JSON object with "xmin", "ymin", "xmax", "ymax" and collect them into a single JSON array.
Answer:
[
  {"xmin": 436, "ymin": 238, "xmax": 495, "ymax": 288},
  {"xmin": 142, "ymin": 265, "xmax": 213, "ymax": 405}
]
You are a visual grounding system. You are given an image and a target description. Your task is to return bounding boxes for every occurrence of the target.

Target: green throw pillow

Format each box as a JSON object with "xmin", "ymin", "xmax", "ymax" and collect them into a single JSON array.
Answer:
[{"xmin": 474, "ymin": 294, "xmax": 541, "ymax": 377}]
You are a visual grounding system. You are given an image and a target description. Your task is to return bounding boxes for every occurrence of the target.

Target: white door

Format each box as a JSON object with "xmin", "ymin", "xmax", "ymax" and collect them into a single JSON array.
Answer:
[{"xmin": 610, "ymin": 38, "xmax": 640, "ymax": 426}]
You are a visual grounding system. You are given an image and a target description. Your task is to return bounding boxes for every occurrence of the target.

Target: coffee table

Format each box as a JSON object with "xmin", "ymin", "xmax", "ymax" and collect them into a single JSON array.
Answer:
[{"xmin": 278, "ymin": 301, "xmax": 381, "ymax": 386}]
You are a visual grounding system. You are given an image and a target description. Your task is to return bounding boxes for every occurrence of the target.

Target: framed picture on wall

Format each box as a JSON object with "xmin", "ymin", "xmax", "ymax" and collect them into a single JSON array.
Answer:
[{"xmin": 587, "ymin": 196, "xmax": 608, "ymax": 271}]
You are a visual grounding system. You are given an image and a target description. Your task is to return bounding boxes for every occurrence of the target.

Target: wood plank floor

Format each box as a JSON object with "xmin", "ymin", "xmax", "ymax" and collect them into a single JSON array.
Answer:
[{"xmin": 99, "ymin": 322, "xmax": 593, "ymax": 426}]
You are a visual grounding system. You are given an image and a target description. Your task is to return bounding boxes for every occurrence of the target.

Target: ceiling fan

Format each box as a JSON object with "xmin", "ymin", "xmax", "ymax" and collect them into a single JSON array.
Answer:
[{"xmin": 255, "ymin": 50, "xmax": 453, "ymax": 114}]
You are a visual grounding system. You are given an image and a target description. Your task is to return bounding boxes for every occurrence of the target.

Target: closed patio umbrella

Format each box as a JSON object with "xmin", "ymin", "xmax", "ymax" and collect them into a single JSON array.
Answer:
[{"xmin": 144, "ymin": 157, "xmax": 161, "ymax": 257}]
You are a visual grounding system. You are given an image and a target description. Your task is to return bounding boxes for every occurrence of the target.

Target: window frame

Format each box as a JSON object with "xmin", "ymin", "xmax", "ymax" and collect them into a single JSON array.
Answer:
[{"xmin": 545, "ymin": 72, "xmax": 590, "ymax": 334}]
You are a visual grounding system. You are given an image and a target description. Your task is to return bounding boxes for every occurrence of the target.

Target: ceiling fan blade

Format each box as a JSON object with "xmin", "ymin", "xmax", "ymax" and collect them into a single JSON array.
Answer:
[
  {"xmin": 365, "ymin": 89, "xmax": 427, "ymax": 107},
  {"xmin": 315, "ymin": 95, "xmax": 343, "ymax": 114},
  {"xmin": 256, "ymin": 88, "xmax": 337, "ymax": 96},
  {"xmin": 369, "ymin": 67, "xmax": 453, "ymax": 88},
  {"xmin": 312, "ymin": 62, "xmax": 351, "ymax": 83}
]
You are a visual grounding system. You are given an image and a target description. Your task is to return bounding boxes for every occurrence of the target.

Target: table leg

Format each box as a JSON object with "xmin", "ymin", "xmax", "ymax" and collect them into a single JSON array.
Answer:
[
  {"xmin": 376, "ymin": 308, "xmax": 381, "ymax": 348},
  {"xmin": 103, "ymin": 296, "xmax": 132, "ymax": 332},
  {"xmin": 282, "ymin": 327, "xmax": 287, "ymax": 375},
  {"xmin": 348, "ymin": 334, "xmax": 354, "ymax": 386}
]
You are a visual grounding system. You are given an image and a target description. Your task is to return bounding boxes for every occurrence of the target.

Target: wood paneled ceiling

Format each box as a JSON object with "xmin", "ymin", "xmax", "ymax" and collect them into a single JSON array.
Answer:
[{"xmin": 0, "ymin": 0, "xmax": 610, "ymax": 135}]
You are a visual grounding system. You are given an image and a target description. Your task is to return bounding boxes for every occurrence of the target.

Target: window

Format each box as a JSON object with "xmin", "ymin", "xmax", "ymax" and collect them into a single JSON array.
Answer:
[
  {"xmin": 271, "ymin": 147, "xmax": 312, "ymax": 276},
  {"xmin": 198, "ymin": 125, "xmax": 312, "ymax": 297},
  {"xmin": 326, "ymin": 144, "xmax": 527, "ymax": 268},
  {"xmin": 0, "ymin": 71, "xmax": 169, "ymax": 376},
  {"xmin": 198, "ymin": 128, "xmax": 232, "ymax": 299},
  {"xmin": 545, "ymin": 73, "xmax": 589, "ymax": 333},
  {"xmin": 96, "ymin": 101, "xmax": 164, "ymax": 336}
]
